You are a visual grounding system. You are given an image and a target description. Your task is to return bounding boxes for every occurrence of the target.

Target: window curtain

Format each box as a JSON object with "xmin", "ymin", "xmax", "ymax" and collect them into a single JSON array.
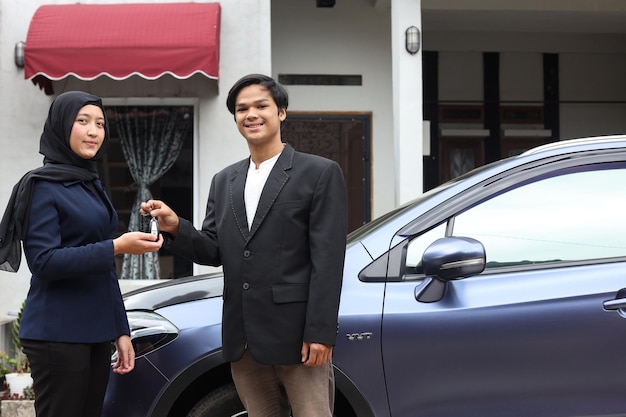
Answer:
[{"xmin": 112, "ymin": 107, "xmax": 191, "ymax": 280}]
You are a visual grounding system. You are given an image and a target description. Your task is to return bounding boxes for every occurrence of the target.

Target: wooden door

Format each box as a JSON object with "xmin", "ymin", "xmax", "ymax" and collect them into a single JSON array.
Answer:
[{"xmin": 282, "ymin": 113, "xmax": 371, "ymax": 232}]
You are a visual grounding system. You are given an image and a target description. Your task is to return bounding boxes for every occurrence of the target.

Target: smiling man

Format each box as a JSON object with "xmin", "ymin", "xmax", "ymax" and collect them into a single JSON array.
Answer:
[{"xmin": 141, "ymin": 74, "xmax": 348, "ymax": 417}]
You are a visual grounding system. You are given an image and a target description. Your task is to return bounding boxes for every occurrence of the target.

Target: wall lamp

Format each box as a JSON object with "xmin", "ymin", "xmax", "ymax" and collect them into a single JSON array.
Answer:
[
  {"xmin": 405, "ymin": 26, "xmax": 420, "ymax": 55},
  {"xmin": 14, "ymin": 41, "xmax": 25, "ymax": 68}
]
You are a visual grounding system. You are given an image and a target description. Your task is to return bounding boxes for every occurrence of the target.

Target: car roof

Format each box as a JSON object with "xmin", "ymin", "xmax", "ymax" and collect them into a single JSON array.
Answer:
[{"xmin": 521, "ymin": 134, "xmax": 626, "ymax": 156}]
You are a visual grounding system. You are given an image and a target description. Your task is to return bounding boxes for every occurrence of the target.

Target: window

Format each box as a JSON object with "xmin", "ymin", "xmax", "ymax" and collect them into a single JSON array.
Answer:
[
  {"xmin": 453, "ymin": 165, "xmax": 626, "ymax": 269},
  {"xmin": 405, "ymin": 223, "xmax": 446, "ymax": 270},
  {"xmin": 98, "ymin": 105, "xmax": 194, "ymax": 278}
]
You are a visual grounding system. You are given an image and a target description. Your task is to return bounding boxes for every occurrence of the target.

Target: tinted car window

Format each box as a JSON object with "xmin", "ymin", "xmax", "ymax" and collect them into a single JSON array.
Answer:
[{"xmin": 453, "ymin": 164, "xmax": 626, "ymax": 269}]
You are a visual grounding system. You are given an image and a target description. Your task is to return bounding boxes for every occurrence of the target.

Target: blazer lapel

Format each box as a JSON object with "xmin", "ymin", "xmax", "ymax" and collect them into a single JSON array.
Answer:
[
  {"xmin": 229, "ymin": 159, "xmax": 250, "ymax": 241},
  {"xmin": 248, "ymin": 145, "xmax": 294, "ymax": 240}
]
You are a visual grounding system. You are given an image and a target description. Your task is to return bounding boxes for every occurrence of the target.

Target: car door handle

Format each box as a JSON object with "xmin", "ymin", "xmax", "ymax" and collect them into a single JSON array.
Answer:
[{"xmin": 603, "ymin": 298, "xmax": 626, "ymax": 310}]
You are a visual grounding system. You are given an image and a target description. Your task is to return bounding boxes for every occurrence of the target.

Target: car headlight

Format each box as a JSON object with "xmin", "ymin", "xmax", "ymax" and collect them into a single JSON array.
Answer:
[{"xmin": 111, "ymin": 311, "xmax": 179, "ymax": 361}]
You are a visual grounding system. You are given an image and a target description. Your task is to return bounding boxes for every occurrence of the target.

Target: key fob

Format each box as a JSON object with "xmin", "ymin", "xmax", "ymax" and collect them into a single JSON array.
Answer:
[{"xmin": 149, "ymin": 217, "xmax": 160, "ymax": 241}]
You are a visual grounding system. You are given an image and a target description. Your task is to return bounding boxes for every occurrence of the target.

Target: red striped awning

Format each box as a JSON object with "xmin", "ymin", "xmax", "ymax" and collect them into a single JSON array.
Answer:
[{"xmin": 24, "ymin": 3, "xmax": 220, "ymax": 90}]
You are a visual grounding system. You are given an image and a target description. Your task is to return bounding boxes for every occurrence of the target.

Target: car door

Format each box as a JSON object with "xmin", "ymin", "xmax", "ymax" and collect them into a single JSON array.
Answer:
[{"xmin": 381, "ymin": 157, "xmax": 626, "ymax": 417}]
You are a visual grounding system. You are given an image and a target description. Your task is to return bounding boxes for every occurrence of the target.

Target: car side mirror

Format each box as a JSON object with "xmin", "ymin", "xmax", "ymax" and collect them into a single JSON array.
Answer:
[{"xmin": 414, "ymin": 237, "xmax": 486, "ymax": 303}]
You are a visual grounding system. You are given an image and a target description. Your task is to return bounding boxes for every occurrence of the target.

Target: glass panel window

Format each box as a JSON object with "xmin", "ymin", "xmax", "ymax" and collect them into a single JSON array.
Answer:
[
  {"xmin": 453, "ymin": 165, "xmax": 626, "ymax": 269},
  {"xmin": 405, "ymin": 223, "xmax": 447, "ymax": 270},
  {"xmin": 98, "ymin": 105, "xmax": 194, "ymax": 278}
]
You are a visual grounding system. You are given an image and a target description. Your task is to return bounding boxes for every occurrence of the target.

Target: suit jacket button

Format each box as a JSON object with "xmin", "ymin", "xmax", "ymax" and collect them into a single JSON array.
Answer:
[
  {"xmin": 243, "ymin": 250, "xmax": 251, "ymax": 257},
  {"xmin": 242, "ymin": 282, "xmax": 250, "ymax": 290}
]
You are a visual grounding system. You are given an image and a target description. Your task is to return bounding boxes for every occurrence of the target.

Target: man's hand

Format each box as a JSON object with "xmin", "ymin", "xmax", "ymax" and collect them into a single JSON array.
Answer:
[
  {"xmin": 301, "ymin": 342, "xmax": 333, "ymax": 367},
  {"xmin": 140, "ymin": 199, "xmax": 180, "ymax": 236}
]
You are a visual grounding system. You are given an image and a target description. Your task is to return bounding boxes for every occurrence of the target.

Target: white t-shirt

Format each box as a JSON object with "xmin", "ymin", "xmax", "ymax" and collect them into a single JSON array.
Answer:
[{"xmin": 244, "ymin": 152, "xmax": 281, "ymax": 230}]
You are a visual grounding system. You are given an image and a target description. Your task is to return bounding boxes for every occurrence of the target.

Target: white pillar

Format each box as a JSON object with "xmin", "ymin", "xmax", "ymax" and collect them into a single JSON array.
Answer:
[{"xmin": 391, "ymin": 0, "xmax": 423, "ymax": 206}]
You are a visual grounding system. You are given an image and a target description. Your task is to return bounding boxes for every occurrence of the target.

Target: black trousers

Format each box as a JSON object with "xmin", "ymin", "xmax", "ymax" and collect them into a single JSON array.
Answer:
[{"xmin": 21, "ymin": 339, "xmax": 111, "ymax": 417}]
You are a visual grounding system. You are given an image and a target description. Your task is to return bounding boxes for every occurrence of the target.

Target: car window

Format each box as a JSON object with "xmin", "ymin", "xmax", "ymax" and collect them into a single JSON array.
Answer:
[
  {"xmin": 405, "ymin": 223, "xmax": 446, "ymax": 269},
  {"xmin": 453, "ymin": 165, "xmax": 626, "ymax": 269},
  {"xmin": 348, "ymin": 180, "xmax": 455, "ymax": 245}
]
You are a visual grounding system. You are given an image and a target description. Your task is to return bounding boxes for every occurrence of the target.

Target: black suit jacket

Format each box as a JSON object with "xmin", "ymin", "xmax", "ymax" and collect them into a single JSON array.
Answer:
[{"xmin": 169, "ymin": 144, "xmax": 348, "ymax": 364}]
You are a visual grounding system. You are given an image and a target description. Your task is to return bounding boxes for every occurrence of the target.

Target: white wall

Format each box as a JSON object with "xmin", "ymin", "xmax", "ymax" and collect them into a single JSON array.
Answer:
[
  {"xmin": 271, "ymin": 0, "xmax": 396, "ymax": 217},
  {"xmin": 500, "ymin": 52, "xmax": 543, "ymax": 103},
  {"xmin": 560, "ymin": 53, "xmax": 626, "ymax": 139},
  {"xmin": 438, "ymin": 52, "xmax": 483, "ymax": 102},
  {"xmin": 0, "ymin": 0, "xmax": 52, "ymax": 322},
  {"xmin": 391, "ymin": 0, "xmax": 423, "ymax": 206}
]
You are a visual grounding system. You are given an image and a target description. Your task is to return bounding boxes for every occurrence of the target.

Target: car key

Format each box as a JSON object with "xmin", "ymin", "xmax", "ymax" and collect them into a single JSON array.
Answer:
[{"xmin": 149, "ymin": 216, "xmax": 160, "ymax": 241}]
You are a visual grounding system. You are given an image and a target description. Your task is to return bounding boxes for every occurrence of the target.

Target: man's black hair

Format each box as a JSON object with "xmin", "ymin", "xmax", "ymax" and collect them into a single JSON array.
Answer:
[{"xmin": 226, "ymin": 74, "xmax": 289, "ymax": 115}]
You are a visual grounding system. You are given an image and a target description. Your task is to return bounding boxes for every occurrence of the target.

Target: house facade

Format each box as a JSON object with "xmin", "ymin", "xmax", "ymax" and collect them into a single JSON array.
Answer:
[{"xmin": 1, "ymin": 0, "xmax": 625, "ymax": 329}]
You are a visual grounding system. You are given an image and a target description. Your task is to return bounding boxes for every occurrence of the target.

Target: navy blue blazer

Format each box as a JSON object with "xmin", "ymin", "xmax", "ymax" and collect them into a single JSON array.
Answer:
[
  {"xmin": 19, "ymin": 179, "xmax": 129, "ymax": 343},
  {"xmin": 169, "ymin": 145, "xmax": 348, "ymax": 365}
]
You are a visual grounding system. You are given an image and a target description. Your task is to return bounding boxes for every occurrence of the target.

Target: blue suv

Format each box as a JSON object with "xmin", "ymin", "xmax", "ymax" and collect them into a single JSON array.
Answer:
[{"xmin": 103, "ymin": 135, "xmax": 626, "ymax": 417}]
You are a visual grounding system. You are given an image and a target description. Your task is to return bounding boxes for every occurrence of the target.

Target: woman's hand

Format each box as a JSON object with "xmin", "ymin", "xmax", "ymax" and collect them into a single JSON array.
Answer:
[
  {"xmin": 112, "ymin": 335, "xmax": 135, "ymax": 375},
  {"xmin": 113, "ymin": 231, "xmax": 163, "ymax": 256}
]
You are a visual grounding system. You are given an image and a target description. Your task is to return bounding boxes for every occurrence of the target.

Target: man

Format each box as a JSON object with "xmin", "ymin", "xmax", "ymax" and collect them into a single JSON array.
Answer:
[{"xmin": 141, "ymin": 74, "xmax": 347, "ymax": 417}]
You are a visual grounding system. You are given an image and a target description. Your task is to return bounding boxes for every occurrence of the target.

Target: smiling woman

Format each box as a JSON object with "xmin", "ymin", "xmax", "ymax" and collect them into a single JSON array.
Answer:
[
  {"xmin": 69, "ymin": 105, "xmax": 106, "ymax": 160},
  {"xmin": 0, "ymin": 91, "xmax": 164, "ymax": 417}
]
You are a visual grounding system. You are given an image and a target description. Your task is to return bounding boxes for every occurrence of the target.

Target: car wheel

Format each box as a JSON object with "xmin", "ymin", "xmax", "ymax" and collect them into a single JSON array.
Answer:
[{"xmin": 186, "ymin": 383, "xmax": 247, "ymax": 417}]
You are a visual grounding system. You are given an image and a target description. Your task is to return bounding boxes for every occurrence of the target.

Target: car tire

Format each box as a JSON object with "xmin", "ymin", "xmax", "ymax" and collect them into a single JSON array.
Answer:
[{"xmin": 186, "ymin": 383, "xmax": 247, "ymax": 417}]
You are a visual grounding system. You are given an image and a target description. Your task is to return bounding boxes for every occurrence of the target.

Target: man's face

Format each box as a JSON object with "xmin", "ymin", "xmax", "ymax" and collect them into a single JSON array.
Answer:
[{"xmin": 234, "ymin": 84, "xmax": 286, "ymax": 148}]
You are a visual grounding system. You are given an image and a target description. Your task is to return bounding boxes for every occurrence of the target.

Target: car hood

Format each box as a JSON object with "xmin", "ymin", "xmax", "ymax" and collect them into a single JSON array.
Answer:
[{"xmin": 122, "ymin": 272, "xmax": 224, "ymax": 311}]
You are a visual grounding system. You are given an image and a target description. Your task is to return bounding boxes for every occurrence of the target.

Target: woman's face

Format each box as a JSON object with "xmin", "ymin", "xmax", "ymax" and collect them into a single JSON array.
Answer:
[{"xmin": 69, "ymin": 104, "xmax": 106, "ymax": 160}]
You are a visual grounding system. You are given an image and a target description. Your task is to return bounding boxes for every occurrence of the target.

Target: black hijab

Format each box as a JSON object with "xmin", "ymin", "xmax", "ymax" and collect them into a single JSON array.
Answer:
[{"xmin": 0, "ymin": 91, "xmax": 109, "ymax": 272}]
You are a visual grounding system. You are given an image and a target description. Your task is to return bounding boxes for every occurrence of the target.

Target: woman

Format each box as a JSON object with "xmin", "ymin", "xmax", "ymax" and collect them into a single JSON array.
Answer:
[{"xmin": 0, "ymin": 91, "xmax": 163, "ymax": 417}]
